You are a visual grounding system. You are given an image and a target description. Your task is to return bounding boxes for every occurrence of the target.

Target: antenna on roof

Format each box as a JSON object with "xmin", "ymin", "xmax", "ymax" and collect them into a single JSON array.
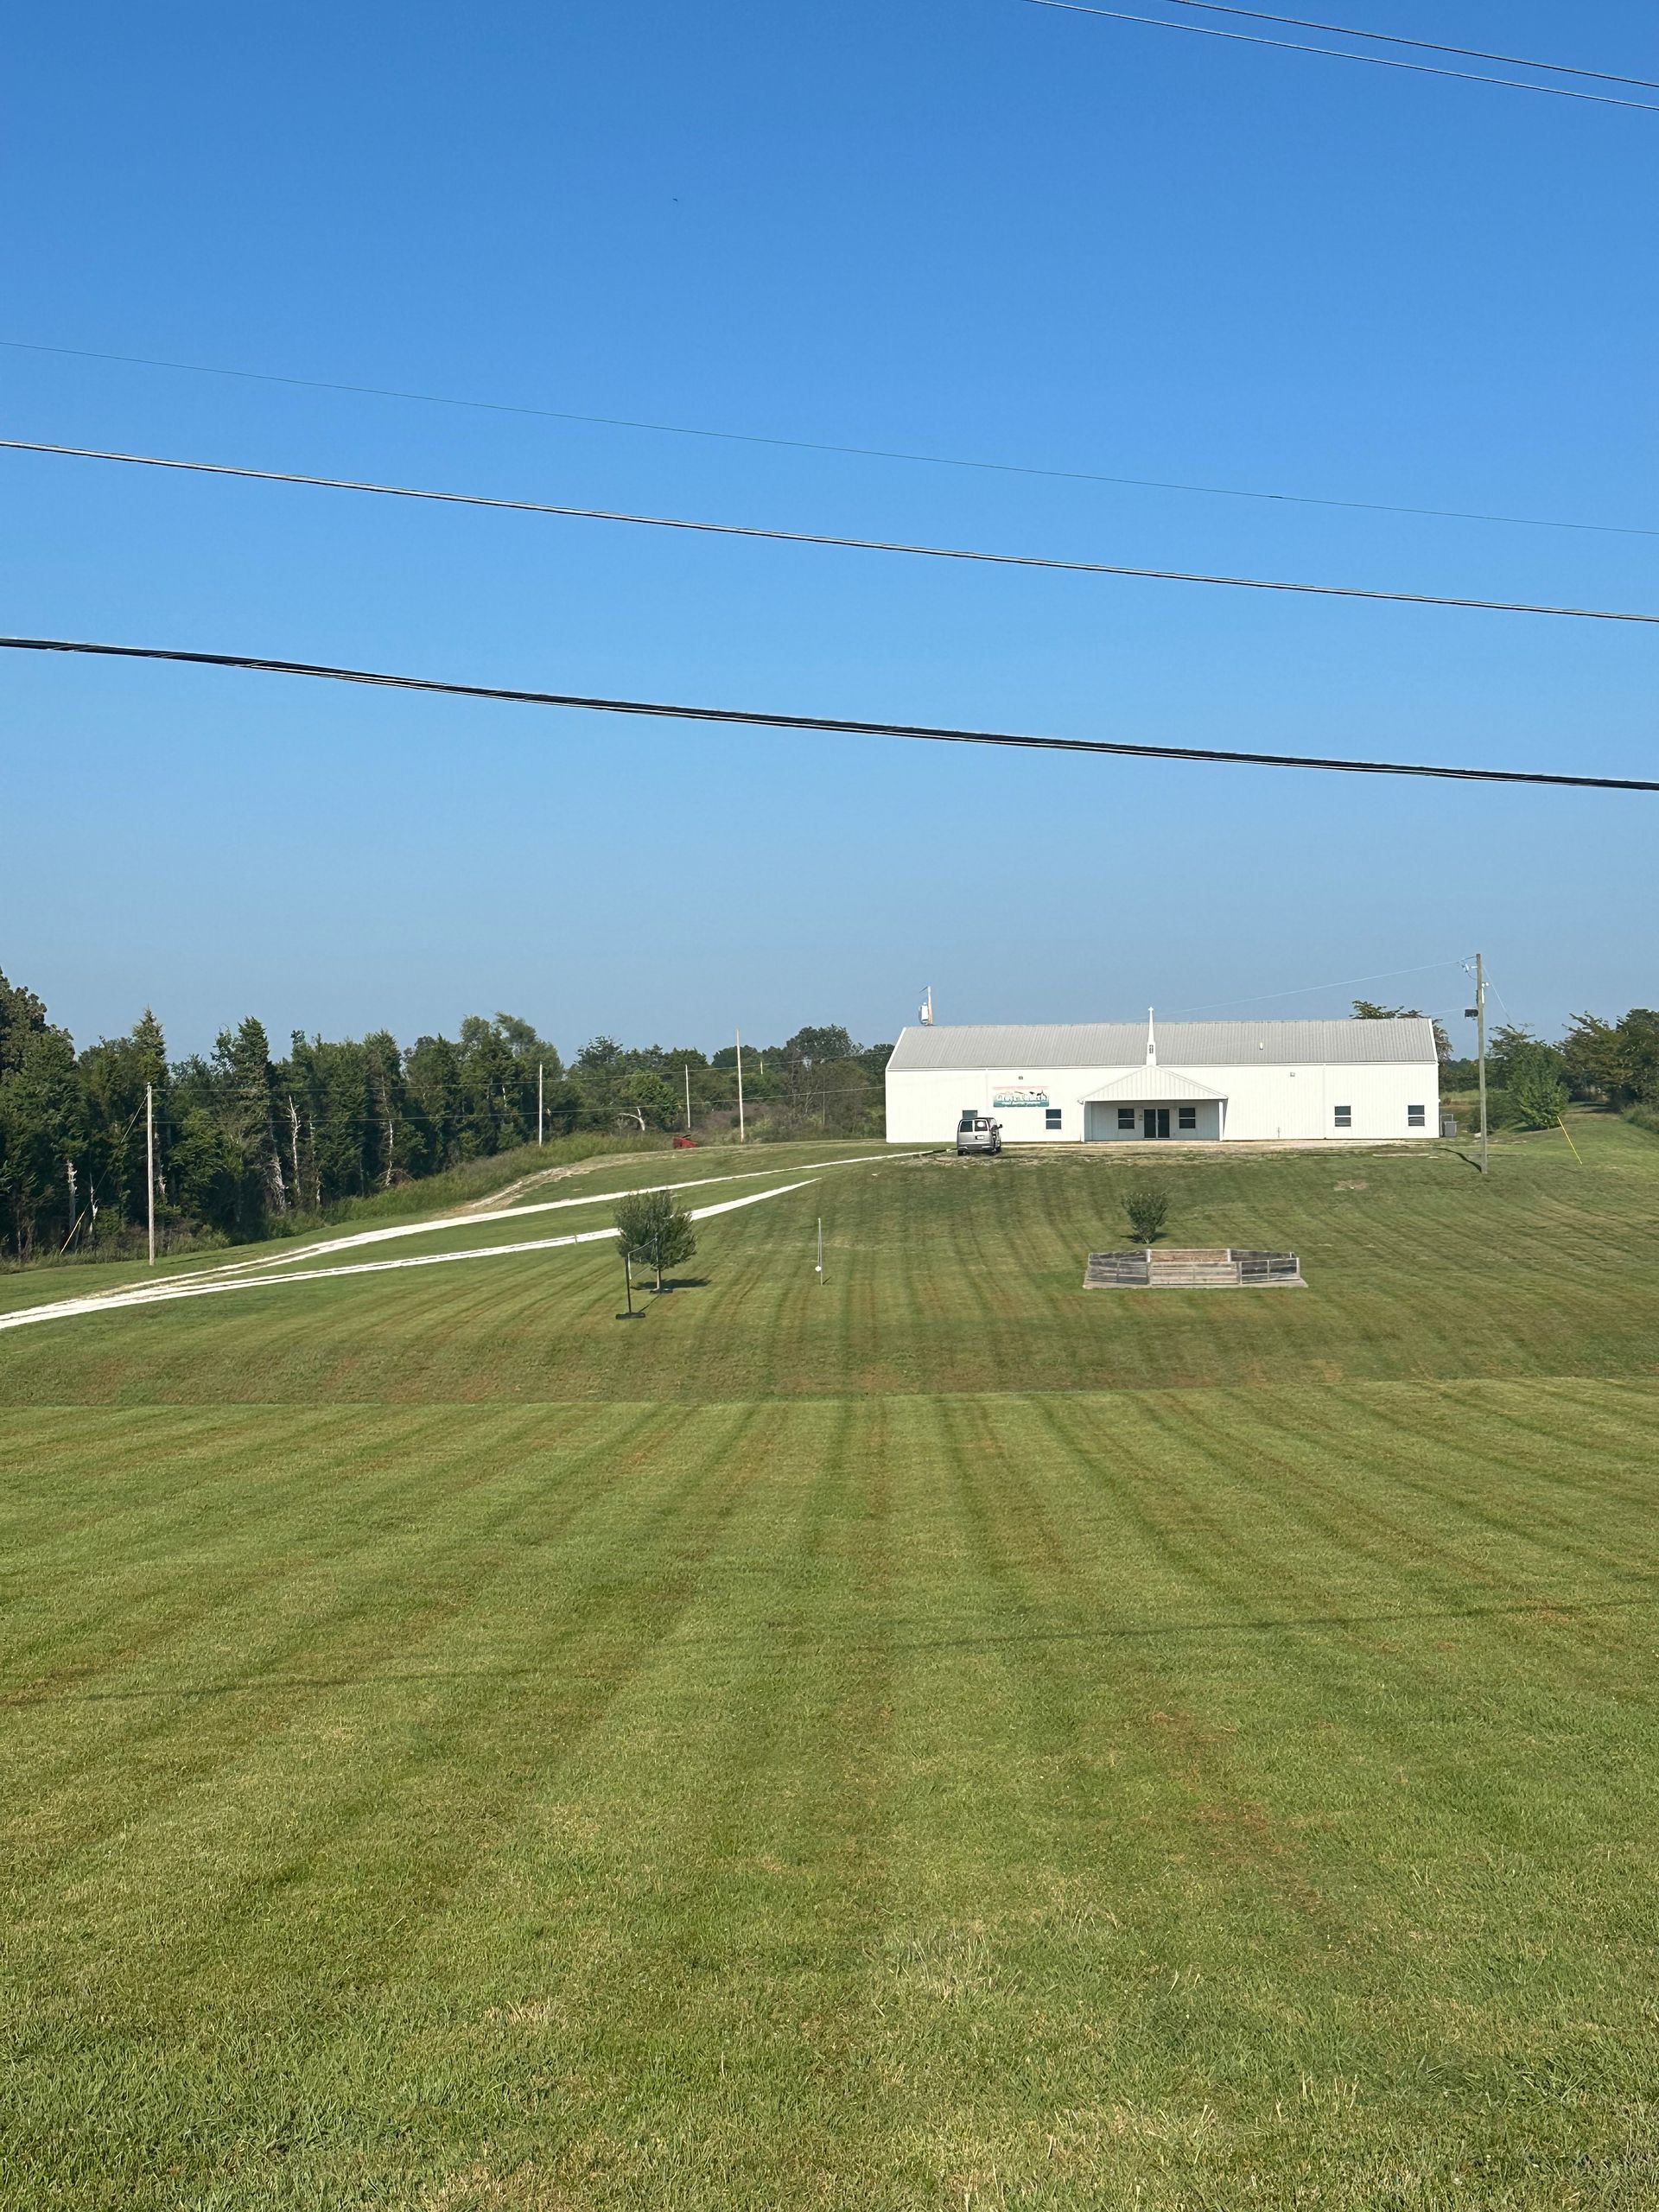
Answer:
[
  {"xmin": 918, "ymin": 986, "xmax": 934, "ymax": 1026},
  {"xmin": 1146, "ymin": 1007, "xmax": 1157, "ymax": 1065}
]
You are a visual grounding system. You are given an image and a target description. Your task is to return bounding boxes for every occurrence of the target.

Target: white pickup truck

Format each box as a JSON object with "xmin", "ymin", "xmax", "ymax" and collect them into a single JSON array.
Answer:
[{"xmin": 956, "ymin": 1112, "xmax": 1002, "ymax": 1156}]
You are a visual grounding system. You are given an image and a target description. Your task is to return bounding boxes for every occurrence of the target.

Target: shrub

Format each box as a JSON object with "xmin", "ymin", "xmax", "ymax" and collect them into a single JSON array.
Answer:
[
  {"xmin": 1124, "ymin": 1182, "xmax": 1170, "ymax": 1245},
  {"xmin": 1505, "ymin": 1045, "xmax": 1570, "ymax": 1131}
]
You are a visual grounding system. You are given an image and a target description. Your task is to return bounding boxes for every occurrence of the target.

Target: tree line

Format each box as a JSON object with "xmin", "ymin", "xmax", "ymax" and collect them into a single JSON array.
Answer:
[
  {"xmin": 1483, "ymin": 1008, "xmax": 1659, "ymax": 1131},
  {"xmin": 1354, "ymin": 998, "xmax": 1659, "ymax": 1129},
  {"xmin": 0, "ymin": 969, "xmax": 891, "ymax": 1261}
]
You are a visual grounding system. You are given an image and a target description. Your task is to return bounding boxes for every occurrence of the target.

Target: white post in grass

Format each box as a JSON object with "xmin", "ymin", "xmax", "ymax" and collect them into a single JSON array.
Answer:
[
  {"xmin": 537, "ymin": 1061, "xmax": 543, "ymax": 1147},
  {"xmin": 817, "ymin": 1217, "xmax": 823, "ymax": 1285},
  {"xmin": 145, "ymin": 1081, "xmax": 156, "ymax": 1266},
  {"xmin": 735, "ymin": 1028, "xmax": 746, "ymax": 1143}
]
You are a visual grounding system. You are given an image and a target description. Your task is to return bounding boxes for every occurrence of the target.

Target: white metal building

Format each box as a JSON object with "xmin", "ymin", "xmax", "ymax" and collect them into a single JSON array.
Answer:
[{"xmin": 885, "ymin": 1016, "xmax": 1440, "ymax": 1146}]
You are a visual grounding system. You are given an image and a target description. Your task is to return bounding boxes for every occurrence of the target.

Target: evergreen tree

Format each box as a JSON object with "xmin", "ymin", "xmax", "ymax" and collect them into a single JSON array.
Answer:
[
  {"xmin": 213, "ymin": 1018, "xmax": 286, "ymax": 1233},
  {"xmin": 77, "ymin": 1012, "xmax": 168, "ymax": 1235},
  {"xmin": 457, "ymin": 1015, "xmax": 529, "ymax": 1155},
  {"xmin": 0, "ymin": 968, "xmax": 49, "ymax": 1076},
  {"xmin": 364, "ymin": 1030, "xmax": 406, "ymax": 1188},
  {"xmin": 0, "ymin": 1023, "xmax": 83, "ymax": 1255},
  {"xmin": 405, "ymin": 1033, "xmax": 463, "ymax": 1169}
]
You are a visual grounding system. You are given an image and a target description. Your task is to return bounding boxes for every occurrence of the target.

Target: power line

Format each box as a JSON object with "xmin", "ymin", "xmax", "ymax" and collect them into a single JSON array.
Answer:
[
  {"xmin": 3, "ymin": 337, "xmax": 1651, "ymax": 543},
  {"xmin": 1168, "ymin": 956, "xmax": 1467, "ymax": 1014},
  {"xmin": 1025, "ymin": 0, "xmax": 1659, "ymax": 112},
  {"xmin": 9, "ymin": 436, "xmax": 1659, "ymax": 629},
  {"xmin": 3, "ymin": 632, "xmax": 1655, "ymax": 793},
  {"xmin": 1150, "ymin": 0, "xmax": 1659, "ymax": 92}
]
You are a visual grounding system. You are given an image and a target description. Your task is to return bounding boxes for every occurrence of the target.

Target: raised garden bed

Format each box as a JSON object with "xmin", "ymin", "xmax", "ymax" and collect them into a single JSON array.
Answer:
[{"xmin": 1084, "ymin": 1246, "xmax": 1305, "ymax": 1288}]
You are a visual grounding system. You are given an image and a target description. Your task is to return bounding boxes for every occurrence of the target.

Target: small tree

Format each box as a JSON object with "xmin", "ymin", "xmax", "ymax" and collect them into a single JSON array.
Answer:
[
  {"xmin": 614, "ymin": 1190, "xmax": 652, "ymax": 1287},
  {"xmin": 614, "ymin": 1186, "xmax": 697, "ymax": 1291},
  {"xmin": 1123, "ymin": 1181, "xmax": 1170, "ymax": 1245},
  {"xmin": 1505, "ymin": 1046, "xmax": 1570, "ymax": 1130}
]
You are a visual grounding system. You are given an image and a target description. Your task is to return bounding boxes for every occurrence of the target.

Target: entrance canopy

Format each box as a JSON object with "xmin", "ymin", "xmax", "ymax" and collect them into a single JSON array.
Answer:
[{"xmin": 1077, "ymin": 1069, "xmax": 1229, "ymax": 1104}]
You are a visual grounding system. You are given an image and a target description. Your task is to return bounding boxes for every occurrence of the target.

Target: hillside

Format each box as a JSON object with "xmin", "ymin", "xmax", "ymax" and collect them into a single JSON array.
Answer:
[{"xmin": 4, "ymin": 1120, "xmax": 1659, "ymax": 2209}]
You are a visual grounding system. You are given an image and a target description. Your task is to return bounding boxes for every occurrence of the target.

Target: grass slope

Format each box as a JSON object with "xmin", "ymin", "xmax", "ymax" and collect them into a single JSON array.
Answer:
[
  {"xmin": 0, "ymin": 1135, "xmax": 676, "ymax": 1316},
  {"xmin": 3, "ymin": 1120, "xmax": 1659, "ymax": 2208}
]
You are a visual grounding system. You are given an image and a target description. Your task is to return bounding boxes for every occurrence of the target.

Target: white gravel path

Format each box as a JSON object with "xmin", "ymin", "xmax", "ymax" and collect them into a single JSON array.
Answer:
[
  {"xmin": 157, "ymin": 1148, "xmax": 913, "ymax": 1281},
  {"xmin": 0, "ymin": 1179, "xmax": 817, "ymax": 1335}
]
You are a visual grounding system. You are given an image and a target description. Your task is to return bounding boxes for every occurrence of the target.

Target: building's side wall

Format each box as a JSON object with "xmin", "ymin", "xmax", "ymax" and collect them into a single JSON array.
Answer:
[
  {"xmin": 886, "ymin": 1059, "xmax": 1440, "ymax": 1144},
  {"xmin": 884, "ymin": 1064, "xmax": 1096, "ymax": 1145},
  {"xmin": 1202, "ymin": 1059, "xmax": 1436, "ymax": 1141}
]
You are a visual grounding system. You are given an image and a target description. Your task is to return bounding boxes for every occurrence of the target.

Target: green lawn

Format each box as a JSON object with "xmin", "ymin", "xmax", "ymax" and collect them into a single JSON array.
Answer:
[{"xmin": 4, "ymin": 1121, "xmax": 1659, "ymax": 2207}]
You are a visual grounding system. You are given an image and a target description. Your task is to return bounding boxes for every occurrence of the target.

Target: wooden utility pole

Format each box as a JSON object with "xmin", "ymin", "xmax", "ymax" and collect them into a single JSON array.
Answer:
[
  {"xmin": 146, "ymin": 1082, "xmax": 156, "ymax": 1264},
  {"xmin": 537, "ymin": 1062, "xmax": 544, "ymax": 1147},
  {"xmin": 1471, "ymin": 954, "xmax": 1489, "ymax": 1175},
  {"xmin": 683, "ymin": 1063, "xmax": 692, "ymax": 1134},
  {"xmin": 735, "ymin": 1028, "xmax": 746, "ymax": 1142}
]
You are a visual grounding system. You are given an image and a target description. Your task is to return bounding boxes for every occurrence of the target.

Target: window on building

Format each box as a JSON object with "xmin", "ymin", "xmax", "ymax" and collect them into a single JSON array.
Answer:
[
  {"xmin": 1117, "ymin": 1106, "xmax": 1135, "ymax": 1130},
  {"xmin": 1334, "ymin": 1104, "xmax": 1352, "ymax": 1128},
  {"xmin": 1177, "ymin": 1105, "xmax": 1197, "ymax": 1130},
  {"xmin": 1408, "ymin": 1104, "xmax": 1427, "ymax": 1127},
  {"xmin": 1046, "ymin": 1108, "xmax": 1063, "ymax": 1130}
]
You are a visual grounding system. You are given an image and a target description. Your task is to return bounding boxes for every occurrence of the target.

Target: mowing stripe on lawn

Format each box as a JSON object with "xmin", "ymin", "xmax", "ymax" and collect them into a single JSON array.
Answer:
[{"xmin": 0, "ymin": 1181, "xmax": 818, "ymax": 1335}]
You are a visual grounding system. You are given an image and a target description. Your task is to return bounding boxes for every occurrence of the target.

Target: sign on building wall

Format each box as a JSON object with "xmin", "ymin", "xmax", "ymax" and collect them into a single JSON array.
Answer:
[{"xmin": 993, "ymin": 1087, "xmax": 1049, "ymax": 1108}]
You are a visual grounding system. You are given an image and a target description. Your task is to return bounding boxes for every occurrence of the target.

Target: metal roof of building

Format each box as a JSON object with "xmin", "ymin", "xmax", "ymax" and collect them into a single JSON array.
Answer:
[
  {"xmin": 887, "ymin": 1017, "xmax": 1437, "ymax": 1071},
  {"xmin": 1077, "ymin": 1070, "xmax": 1229, "ymax": 1102}
]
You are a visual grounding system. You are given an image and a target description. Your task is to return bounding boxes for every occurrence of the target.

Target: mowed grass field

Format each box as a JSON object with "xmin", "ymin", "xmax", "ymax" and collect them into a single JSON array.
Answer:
[{"xmin": 4, "ymin": 1123, "xmax": 1659, "ymax": 2208}]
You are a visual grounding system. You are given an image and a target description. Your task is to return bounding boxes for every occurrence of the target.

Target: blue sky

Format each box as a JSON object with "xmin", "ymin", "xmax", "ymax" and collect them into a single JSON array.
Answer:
[{"xmin": 3, "ymin": 0, "xmax": 1655, "ymax": 1059}]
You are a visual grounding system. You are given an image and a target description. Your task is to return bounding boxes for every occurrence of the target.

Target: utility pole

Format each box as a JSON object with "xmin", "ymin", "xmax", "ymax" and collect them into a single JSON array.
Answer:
[
  {"xmin": 1477, "ymin": 953, "xmax": 1489, "ymax": 1177},
  {"xmin": 145, "ymin": 1082, "xmax": 156, "ymax": 1265},
  {"xmin": 735, "ymin": 1028, "xmax": 746, "ymax": 1142},
  {"xmin": 537, "ymin": 1062, "xmax": 544, "ymax": 1147},
  {"xmin": 683, "ymin": 1063, "xmax": 692, "ymax": 1134}
]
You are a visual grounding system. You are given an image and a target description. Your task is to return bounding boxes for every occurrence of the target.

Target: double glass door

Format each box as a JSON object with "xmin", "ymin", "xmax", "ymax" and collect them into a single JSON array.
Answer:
[{"xmin": 1142, "ymin": 1108, "xmax": 1171, "ymax": 1140}]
